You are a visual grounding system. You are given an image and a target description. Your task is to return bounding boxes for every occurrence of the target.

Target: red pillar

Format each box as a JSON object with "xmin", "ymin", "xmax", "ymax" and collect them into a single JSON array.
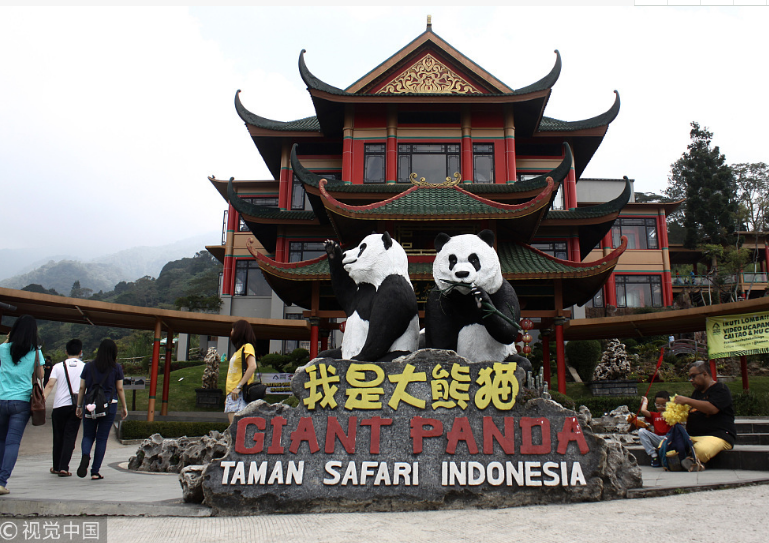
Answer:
[
  {"xmin": 541, "ymin": 331, "xmax": 551, "ymax": 387},
  {"xmin": 709, "ymin": 359, "xmax": 718, "ymax": 382},
  {"xmin": 147, "ymin": 318, "xmax": 162, "ymax": 421},
  {"xmin": 320, "ymin": 330, "xmax": 329, "ymax": 352},
  {"xmin": 461, "ymin": 137, "xmax": 472, "ymax": 183},
  {"xmin": 504, "ymin": 106, "xmax": 516, "ymax": 183},
  {"xmin": 555, "ymin": 318, "xmax": 566, "ymax": 394},
  {"xmin": 741, "ymin": 355, "xmax": 749, "ymax": 392},
  {"xmin": 309, "ymin": 318, "xmax": 320, "ymax": 359},
  {"xmin": 565, "ymin": 167, "xmax": 577, "ymax": 211},
  {"xmin": 342, "ymin": 105, "xmax": 353, "ymax": 182},
  {"xmin": 160, "ymin": 330, "xmax": 173, "ymax": 416},
  {"xmin": 658, "ymin": 209, "xmax": 673, "ymax": 306},
  {"xmin": 386, "ymin": 136, "xmax": 396, "ymax": 183}
]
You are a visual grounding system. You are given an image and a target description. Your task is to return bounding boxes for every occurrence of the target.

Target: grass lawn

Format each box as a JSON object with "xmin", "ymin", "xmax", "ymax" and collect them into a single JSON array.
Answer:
[{"xmin": 124, "ymin": 364, "xmax": 289, "ymax": 413}]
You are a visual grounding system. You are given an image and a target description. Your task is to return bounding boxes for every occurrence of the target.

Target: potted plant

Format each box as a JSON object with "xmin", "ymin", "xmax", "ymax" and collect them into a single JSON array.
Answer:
[
  {"xmin": 195, "ymin": 347, "xmax": 223, "ymax": 407},
  {"xmin": 588, "ymin": 339, "xmax": 638, "ymax": 396}
]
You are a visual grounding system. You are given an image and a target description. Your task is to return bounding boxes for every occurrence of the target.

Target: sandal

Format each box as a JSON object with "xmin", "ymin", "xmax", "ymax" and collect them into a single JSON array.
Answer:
[
  {"xmin": 57, "ymin": 471, "xmax": 72, "ymax": 477},
  {"xmin": 50, "ymin": 468, "xmax": 57, "ymax": 475},
  {"xmin": 77, "ymin": 455, "xmax": 90, "ymax": 478},
  {"xmin": 91, "ymin": 474, "xmax": 104, "ymax": 480}
]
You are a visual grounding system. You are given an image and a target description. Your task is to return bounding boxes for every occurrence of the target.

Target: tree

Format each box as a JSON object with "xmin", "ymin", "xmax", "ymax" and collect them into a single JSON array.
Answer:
[
  {"xmin": 732, "ymin": 162, "xmax": 769, "ymax": 232},
  {"xmin": 69, "ymin": 280, "xmax": 93, "ymax": 299},
  {"xmin": 666, "ymin": 122, "xmax": 738, "ymax": 249}
]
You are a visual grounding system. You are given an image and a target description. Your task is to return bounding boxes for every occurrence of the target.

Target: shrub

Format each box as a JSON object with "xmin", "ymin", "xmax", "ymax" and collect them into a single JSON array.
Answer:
[
  {"xmin": 260, "ymin": 353, "xmax": 291, "ymax": 373},
  {"xmin": 120, "ymin": 421, "xmax": 230, "ymax": 441},
  {"xmin": 281, "ymin": 396, "xmax": 300, "ymax": 408},
  {"xmin": 548, "ymin": 391, "xmax": 576, "ymax": 411},
  {"xmin": 565, "ymin": 340, "xmax": 602, "ymax": 382},
  {"xmin": 732, "ymin": 392, "xmax": 769, "ymax": 416}
]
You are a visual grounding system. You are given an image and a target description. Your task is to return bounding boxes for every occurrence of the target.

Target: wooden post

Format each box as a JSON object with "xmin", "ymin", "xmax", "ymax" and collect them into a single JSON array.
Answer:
[
  {"xmin": 161, "ymin": 329, "xmax": 173, "ymax": 416},
  {"xmin": 741, "ymin": 355, "xmax": 749, "ymax": 392},
  {"xmin": 147, "ymin": 318, "xmax": 162, "ymax": 422},
  {"xmin": 554, "ymin": 317, "xmax": 567, "ymax": 395}
]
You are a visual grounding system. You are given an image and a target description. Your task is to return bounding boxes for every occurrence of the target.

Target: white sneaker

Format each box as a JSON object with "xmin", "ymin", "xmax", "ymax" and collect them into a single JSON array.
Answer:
[{"xmin": 0, "ymin": 486, "xmax": 9, "ymax": 495}]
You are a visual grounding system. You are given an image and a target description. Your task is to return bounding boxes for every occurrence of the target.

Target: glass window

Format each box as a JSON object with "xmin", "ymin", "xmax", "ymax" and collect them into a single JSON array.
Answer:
[
  {"xmin": 531, "ymin": 241, "xmax": 568, "ymax": 260},
  {"xmin": 397, "ymin": 143, "xmax": 460, "ymax": 183},
  {"xmin": 364, "ymin": 144, "xmax": 386, "ymax": 184},
  {"xmin": 288, "ymin": 241, "xmax": 326, "ymax": 263},
  {"xmin": 473, "ymin": 143, "xmax": 494, "ymax": 184},
  {"xmin": 615, "ymin": 275, "xmax": 662, "ymax": 308},
  {"xmin": 238, "ymin": 197, "xmax": 279, "ymax": 232},
  {"xmin": 584, "ymin": 288, "xmax": 604, "ymax": 308},
  {"xmin": 612, "ymin": 218, "xmax": 658, "ymax": 250},
  {"xmin": 234, "ymin": 260, "xmax": 272, "ymax": 296}
]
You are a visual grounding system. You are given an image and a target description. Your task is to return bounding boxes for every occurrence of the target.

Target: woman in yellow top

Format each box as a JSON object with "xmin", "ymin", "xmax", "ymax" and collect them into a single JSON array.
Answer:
[{"xmin": 225, "ymin": 320, "xmax": 258, "ymax": 423}]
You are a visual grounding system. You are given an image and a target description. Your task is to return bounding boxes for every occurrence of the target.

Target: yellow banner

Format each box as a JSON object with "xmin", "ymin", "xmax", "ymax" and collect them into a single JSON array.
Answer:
[{"xmin": 707, "ymin": 311, "xmax": 769, "ymax": 359}]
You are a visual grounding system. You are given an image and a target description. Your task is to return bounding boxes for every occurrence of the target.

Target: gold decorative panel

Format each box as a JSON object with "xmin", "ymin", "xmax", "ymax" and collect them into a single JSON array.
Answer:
[{"xmin": 377, "ymin": 54, "xmax": 482, "ymax": 94}]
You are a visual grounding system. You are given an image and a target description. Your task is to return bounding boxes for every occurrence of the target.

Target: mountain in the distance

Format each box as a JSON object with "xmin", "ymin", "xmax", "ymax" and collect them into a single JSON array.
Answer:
[{"xmin": 0, "ymin": 232, "xmax": 219, "ymax": 294}]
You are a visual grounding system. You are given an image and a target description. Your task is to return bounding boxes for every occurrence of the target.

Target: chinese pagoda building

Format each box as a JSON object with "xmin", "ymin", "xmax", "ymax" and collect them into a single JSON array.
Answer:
[{"xmin": 208, "ymin": 18, "xmax": 678, "ymax": 392}]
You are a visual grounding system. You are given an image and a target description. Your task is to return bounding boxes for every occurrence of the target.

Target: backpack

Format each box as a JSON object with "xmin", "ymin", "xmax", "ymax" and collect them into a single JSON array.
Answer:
[
  {"xmin": 658, "ymin": 423, "xmax": 700, "ymax": 471},
  {"xmin": 83, "ymin": 366, "xmax": 113, "ymax": 419}
]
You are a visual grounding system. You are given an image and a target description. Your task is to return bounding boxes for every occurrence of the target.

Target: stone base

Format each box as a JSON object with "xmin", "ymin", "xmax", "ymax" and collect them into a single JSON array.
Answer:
[
  {"xmin": 587, "ymin": 380, "xmax": 638, "ymax": 396},
  {"xmin": 196, "ymin": 388, "xmax": 223, "ymax": 408}
]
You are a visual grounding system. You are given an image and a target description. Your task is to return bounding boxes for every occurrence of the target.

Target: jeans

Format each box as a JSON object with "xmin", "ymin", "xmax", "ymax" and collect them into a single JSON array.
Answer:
[
  {"xmin": 52, "ymin": 405, "xmax": 80, "ymax": 472},
  {"xmin": 80, "ymin": 403, "xmax": 117, "ymax": 476},
  {"xmin": 0, "ymin": 400, "xmax": 32, "ymax": 487},
  {"xmin": 638, "ymin": 428, "xmax": 665, "ymax": 456}
]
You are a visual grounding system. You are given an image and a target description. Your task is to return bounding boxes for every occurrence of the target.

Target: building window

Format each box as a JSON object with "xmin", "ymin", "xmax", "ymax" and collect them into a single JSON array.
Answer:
[
  {"xmin": 584, "ymin": 288, "xmax": 604, "ymax": 308},
  {"xmin": 473, "ymin": 143, "xmax": 494, "ymax": 183},
  {"xmin": 238, "ymin": 197, "xmax": 279, "ymax": 231},
  {"xmin": 364, "ymin": 144, "xmax": 386, "ymax": 184},
  {"xmin": 234, "ymin": 260, "xmax": 272, "ymax": 296},
  {"xmin": 612, "ymin": 218, "xmax": 658, "ymax": 250},
  {"xmin": 291, "ymin": 173, "xmax": 336, "ymax": 211},
  {"xmin": 288, "ymin": 241, "xmax": 326, "ymax": 263},
  {"xmin": 531, "ymin": 241, "xmax": 568, "ymax": 260},
  {"xmin": 517, "ymin": 173, "xmax": 564, "ymax": 209},
  {"xmin": 398, "ymin": 144, "xmax": 460, "ymax": 183},
  {"xmin": 615, "ymin": 275, "xmax": 662, "ymax": 308}
]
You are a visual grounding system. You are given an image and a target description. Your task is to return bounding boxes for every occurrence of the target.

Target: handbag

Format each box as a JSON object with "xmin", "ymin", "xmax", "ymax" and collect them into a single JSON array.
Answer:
[
  {"xmin": 30, "ymin": 350, "xmax": 46, "ymax": 426},
  {"xmin": 240, "ymin": 346, "xmax": 266, "ymax": 402}
]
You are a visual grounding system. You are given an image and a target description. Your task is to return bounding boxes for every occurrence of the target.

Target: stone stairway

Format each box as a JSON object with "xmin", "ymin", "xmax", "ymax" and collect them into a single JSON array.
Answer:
[{"xmin": 627, "ymin": 418, "xmax": 769, "ymax": 470}]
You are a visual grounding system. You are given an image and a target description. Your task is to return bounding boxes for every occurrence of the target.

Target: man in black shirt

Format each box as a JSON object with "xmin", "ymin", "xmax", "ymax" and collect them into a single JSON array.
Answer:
[{"xmin": 674, "ymin": 361, "xmax": 736, "ymax": 469}]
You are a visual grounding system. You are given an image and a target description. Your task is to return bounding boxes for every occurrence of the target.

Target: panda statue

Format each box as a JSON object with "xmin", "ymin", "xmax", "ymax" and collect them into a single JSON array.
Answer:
[
  {"xmin": 425, "ymin": 229, "xmax": 532, "ymax": 372},
  {"xmin": 322, "ymin": 232, "xmax": 420, "ymax": 362}
]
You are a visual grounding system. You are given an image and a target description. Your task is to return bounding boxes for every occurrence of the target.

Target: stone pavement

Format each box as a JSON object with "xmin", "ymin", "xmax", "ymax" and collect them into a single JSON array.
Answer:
[{"xmin": 2, "ymin": 400, "xmax": 769, "ymax": 541}]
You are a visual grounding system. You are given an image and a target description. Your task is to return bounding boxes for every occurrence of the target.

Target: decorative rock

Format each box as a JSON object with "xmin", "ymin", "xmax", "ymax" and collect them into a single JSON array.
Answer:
[
  {"xmin": 593, "ymin": 339, "xmax": 632, "ymax": 381},
  {"xmin": 590, "ymin": 405, "xmax": 633, "ymax": 434},
  {"xmin": 180, "ymin": 465, "xmax": 206, "ymax": 503},
  {"xmin": 129, "ymin": 431, "xmax": 230, "ymax": 474},
  {"xmin": 202, "ymin": 354, "xmax": 642, "ymax": 515},
  {"xmin": 202, "ymin": 347, "xmax": 220, "ymax": 390}
]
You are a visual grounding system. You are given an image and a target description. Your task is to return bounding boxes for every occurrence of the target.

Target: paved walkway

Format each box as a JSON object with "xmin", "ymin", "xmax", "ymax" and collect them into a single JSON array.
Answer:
[{"xmin": 2, "ymin": 401, "xmax": 769, "ymax": 541}]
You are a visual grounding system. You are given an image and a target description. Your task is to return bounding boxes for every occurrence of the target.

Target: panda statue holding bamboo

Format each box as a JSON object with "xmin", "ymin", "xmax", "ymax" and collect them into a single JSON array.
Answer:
[
  {"xmin": 322, "ymin": 232, "xmax": 420, "ymax": 362},
  {"xmin": 425, "ymin": 229, "xmax": 531, "ymax": 371}
]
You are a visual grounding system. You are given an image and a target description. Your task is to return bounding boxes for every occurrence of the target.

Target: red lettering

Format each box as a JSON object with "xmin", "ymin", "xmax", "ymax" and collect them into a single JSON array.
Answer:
[
  {"xmin": 267, "ymin": 416, "xmax": 287, "ymax": 454},
  {"xmin": 361, "ymin": 416, "xmax": 393, "ymax": 454},
  {"xmin": 446, "ymin": 417, "xmax": 478, "ymax": 454},
  {"xmin": 325, "ymin": 416, "xmax": 357, "ymax": 454},
  {"xmin": 289, "ymin": 417, "xmax": 320, "ymax": 454},
  {"xmin": 519, "ymin": 417, "xmax": 551, "ymax": 454},
  {"xmin": 556, "ymin": 416, "xmax": 590, "ymax": 455},
  {"xmin": 410, "ymin": 416, "xmax": 444, "ymax": 454},
  {"xmin": 235, "ymin": 417, "xmax": 265, "ymax": 454},
  {"xmin": 483, "ymin": 416, "xmax": 515, "ymax": 454}
]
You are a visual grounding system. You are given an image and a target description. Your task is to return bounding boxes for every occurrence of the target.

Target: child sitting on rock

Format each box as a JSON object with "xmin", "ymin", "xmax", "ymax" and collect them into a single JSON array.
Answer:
[{"xmin": 638, "ymin": 391, "xmax": 671, "ymax": 467}]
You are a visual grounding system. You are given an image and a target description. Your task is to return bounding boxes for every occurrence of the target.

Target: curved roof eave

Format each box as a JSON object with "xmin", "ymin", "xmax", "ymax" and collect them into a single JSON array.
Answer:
[
  {"xmin": 290, "ymin": 144, "xmax": 346, "ymax": 190},
  {"xmin": 235, "ymin": 90, "xmax": 321, "ymax": 132},
  {"xmin": 514, "ymin": 50, "xmax": 561, "ymax": 95},
  {"xmin": 546, "ymin": 176, "xmax": 632, "ymax": 222},
  {"xmin": 538, "ymin": 91, "xmax": 620, "ymax": 133},
  {"xmin": 299, "ymin": 49, "xmax": 350, "ymax": 96}
]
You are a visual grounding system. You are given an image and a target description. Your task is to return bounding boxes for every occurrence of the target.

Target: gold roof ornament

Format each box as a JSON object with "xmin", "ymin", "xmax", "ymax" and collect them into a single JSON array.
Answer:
[
  {"xmin": 377, "ymin": 53, "xmax": 482, "ymax": 94},
  {"xmin": 427, "ymin": 15, "xmax": 432, "ymax": 29},
  {"xmin": 409, "ymin": 171, "xmax": 462, "ymax": 187}
]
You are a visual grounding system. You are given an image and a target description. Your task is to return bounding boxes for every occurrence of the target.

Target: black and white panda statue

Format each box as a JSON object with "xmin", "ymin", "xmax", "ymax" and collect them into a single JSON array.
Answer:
[
  {"xmin": 425, "ymin": 229, "xmax": 531, "ymax": 372},
  {"xmin": 322, "ymin": 232, "xmax": 420, "ymax": 362}
]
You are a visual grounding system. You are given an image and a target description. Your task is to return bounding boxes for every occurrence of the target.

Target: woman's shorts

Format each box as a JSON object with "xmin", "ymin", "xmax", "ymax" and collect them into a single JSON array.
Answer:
[{"xmin": 224, "ymin": 392, "xmax": 248, "ymax": 414}]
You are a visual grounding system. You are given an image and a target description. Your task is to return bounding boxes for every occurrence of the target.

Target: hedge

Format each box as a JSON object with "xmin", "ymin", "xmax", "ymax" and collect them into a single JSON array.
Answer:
[{"xmin": 120, "ymin": 420, "xmax": 230, "ymax": 440}]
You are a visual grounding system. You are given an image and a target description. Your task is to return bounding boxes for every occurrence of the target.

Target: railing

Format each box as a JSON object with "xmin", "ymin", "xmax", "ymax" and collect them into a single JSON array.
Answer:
[{"xmin": 672, "ymin": 273, "xmax": 767, "ymax": 287}]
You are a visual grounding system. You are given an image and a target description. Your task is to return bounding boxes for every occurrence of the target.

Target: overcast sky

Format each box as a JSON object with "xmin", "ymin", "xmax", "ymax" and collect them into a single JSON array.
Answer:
[{"xmin": 1, "ymin": 5, "xmax": 767, "ymax": 259}]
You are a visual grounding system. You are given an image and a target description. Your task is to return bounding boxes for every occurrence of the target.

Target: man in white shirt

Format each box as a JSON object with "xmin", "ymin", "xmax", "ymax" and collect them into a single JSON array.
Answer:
[{"xmin": 43, "ymin": 339, "xmax": 85, "ymax": 476}]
